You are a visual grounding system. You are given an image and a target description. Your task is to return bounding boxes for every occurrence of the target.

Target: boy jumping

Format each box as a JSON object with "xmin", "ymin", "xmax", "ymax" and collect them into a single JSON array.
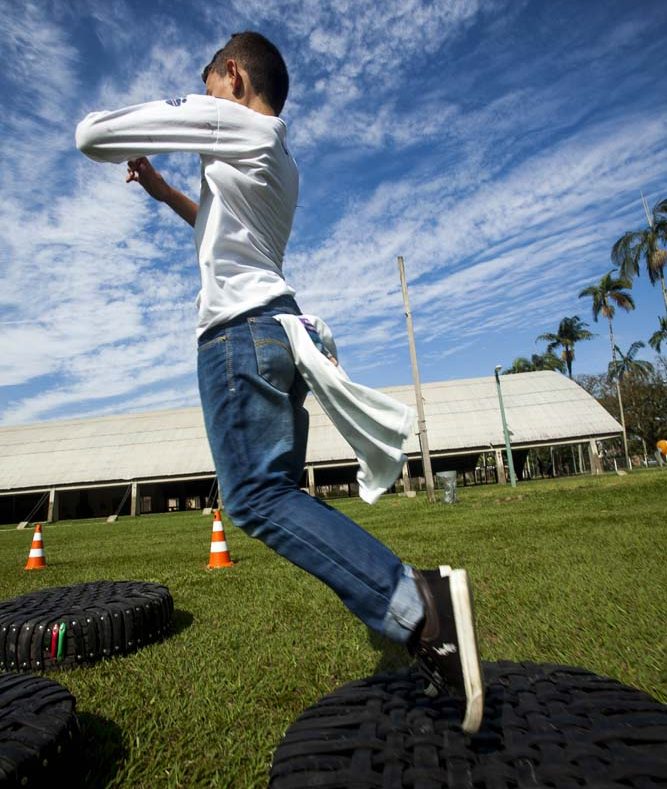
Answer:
[{"xmin": 76, "ymin": 31, "xmax": 484, "ymax": 733}]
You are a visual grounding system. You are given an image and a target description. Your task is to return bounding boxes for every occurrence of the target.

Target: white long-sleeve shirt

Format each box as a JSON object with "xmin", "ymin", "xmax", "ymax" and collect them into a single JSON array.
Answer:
[{"xmin": 76, "ymin": 94, "xmax": 298, "ymax": 337}]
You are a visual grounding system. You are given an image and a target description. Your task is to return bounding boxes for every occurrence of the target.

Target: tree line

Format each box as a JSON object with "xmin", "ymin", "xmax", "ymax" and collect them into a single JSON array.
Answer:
[{"xmin": 503, "ymin": 195, "xmax": 667, "ymax": 461}]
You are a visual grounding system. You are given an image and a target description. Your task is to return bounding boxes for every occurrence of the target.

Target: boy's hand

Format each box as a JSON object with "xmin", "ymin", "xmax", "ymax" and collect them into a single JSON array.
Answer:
[
  {"xmin": 126, "ymin": 156, "xmax": 198, "ymax": 227},
  {"xmin": 126, "ymin": 157, "xmax": 171, "ymax": 202}
]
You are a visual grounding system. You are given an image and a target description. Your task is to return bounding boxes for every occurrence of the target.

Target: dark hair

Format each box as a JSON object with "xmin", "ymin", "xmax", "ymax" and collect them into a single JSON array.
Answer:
[{"xmin": 202, "ymin": 31, "xmax": 289, "ymax": 115}]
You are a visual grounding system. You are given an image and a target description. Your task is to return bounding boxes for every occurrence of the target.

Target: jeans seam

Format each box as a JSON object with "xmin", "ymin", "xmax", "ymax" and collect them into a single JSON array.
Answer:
[
  {"xmin": 254, "ymin": 338, "xmax": 291, "ymax": 353},
  {"xmin": 226, "ymin": 334, "xmax": 235, "ymax": 393},
  {"xmin": 198, "ymin": 334, "xmax": 227, "ymax": 353}
]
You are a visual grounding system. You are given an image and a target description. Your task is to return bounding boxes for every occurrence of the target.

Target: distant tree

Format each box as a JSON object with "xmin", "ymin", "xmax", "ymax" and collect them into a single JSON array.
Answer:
[
  {"xmin": 579, "ymin": 272, "xmax": 635, "ymax": 467},
  {"xmin": 579, "ymin": 271, "xmax": 634, "ymax": 354},
  {"xmin": 503, "ymin": 353, "xmax": 565, "ymax": 374},
  {"xmin": 576, "ymin": 373, "xmax": 612, "ymax": 401},
  {"xmin": 608, "ymin": 341, "xmax": 655, "ymax": 384},
  {"xmin": 532, "ymin": 352, "xmax": 566, "ymax": 373},
  {"xmin": 621, "ymin": 357, "xmax": 667, "ymax": 450},
  {"xmin": 648, "ymin": 316, "xmax": 667, "ymax": 353},
  {"xmin": 537, "ymin": 316, "xmax": 594, "ymax": 379},
  {"xmin": 577, "ymin": 359, "xmax": 667, "ymax": 455},
  {"xmin": 503, "ymin": 357, "xmax": 533, "ymax": 374},
  {"xmin": 611, "ymin": 196, "xmax": 667, "ymax": 313}
]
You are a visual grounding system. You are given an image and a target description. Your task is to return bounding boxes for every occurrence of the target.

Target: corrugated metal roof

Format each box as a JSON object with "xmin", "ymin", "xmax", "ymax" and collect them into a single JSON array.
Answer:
[{"xmin": 0, "ymin": 371, "xmax": 620, "ymax": 491}]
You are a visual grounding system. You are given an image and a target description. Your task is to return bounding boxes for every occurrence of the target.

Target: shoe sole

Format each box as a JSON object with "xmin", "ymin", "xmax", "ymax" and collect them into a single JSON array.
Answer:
[
  {"xmin": 421, "ymin": 566, "xmax": 484, "ymax": 734},
  {"xmin": 447, "ymin": 567, "xmax": 484, "ymax": 734}
]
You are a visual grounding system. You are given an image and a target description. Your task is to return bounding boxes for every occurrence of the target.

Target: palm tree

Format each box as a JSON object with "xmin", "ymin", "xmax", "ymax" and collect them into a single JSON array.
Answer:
[
  {"xmin": 578, "ymin": 271, "xmax": 634, "ymax": 351},
  {"xmin": 503, "ymin": 357, "xmax": 534, "ymax": 374},
  {"xmin": 503, "ymin": 353, "xmax": 565, "ymax": 374},
  {"xmin": 611, "ymin": 195, "xmax": 667, "ymax": 313},
  {"xmin": 532, "ymin": 352, "xmax": 566, "ymax": 373},
  {"xmin": 648, "ymin": 316, "xmax": 667, "ymax": 353},
  {"xmin": 607, "ymin": 341, "xmax": 655, "ymax": 467},
  {"xmin": 536, "ymin": 316, "xmax": 594, "ymax": 378},
  {"xmin": 608, "ymin": 341, "xmax": 655, "ymax": 384},
  {"xmin": 579, "ymin": 272, "xmax": 635, "ymax": 469}
]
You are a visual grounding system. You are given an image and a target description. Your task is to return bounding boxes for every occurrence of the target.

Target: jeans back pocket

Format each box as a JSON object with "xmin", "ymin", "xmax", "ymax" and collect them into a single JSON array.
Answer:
[{"xmin": 248, "ymin": 318, "xmax": 295, "ymax": 394}]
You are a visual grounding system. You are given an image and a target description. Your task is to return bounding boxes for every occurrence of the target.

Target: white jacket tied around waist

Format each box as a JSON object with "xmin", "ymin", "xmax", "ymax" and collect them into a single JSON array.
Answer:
[{"xmin": 274, "ymin": 314, "xmax": 416, "ymax": 504}]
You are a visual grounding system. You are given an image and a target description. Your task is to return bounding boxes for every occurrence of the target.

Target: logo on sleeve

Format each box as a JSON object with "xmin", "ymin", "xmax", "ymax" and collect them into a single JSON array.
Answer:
[{"xmin": 165, "ymin": 97, "xmax": 187, "ymax": 107}]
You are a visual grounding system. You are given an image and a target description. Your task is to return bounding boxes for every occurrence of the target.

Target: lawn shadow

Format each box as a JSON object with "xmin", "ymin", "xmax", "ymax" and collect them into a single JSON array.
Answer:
[
  {"xmin": 71, "ymin": 712, "xmax": 126, "ymax": 788},
  {"xmin": 366, "ymin": 628, "xmax": 412, "ymax": 673},
  {"xmin": 170, "ymin": 608, "xmax": 194, "ymax": 636}
]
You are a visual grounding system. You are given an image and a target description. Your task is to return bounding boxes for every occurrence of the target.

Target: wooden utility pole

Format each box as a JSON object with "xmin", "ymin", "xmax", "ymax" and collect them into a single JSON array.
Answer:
[{"xmin": 397, "ymin": 256, "xmax": 436, "ymax": 503}]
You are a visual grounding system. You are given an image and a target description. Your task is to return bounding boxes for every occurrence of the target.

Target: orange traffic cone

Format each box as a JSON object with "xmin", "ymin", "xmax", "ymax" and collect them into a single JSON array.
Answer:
[
  {"xmin": 207, "ymin": 510, "xmax": 234, "ymax": 569},
  {"xmin": 25, "ymin": 523, "xmax": 46, "ymax": 570}
]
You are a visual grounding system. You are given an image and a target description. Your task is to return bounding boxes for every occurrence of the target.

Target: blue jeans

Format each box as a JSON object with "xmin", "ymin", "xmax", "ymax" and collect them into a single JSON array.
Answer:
[{"xmin": 197, "ymin": 295, "xmax": 424, "ymax": 643}]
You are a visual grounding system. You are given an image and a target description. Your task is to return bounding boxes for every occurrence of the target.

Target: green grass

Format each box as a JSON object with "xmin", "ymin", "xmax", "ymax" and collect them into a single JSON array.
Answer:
[{"xmin": 1, "ymin": 470, "xmax": 665, "ymax": 787}]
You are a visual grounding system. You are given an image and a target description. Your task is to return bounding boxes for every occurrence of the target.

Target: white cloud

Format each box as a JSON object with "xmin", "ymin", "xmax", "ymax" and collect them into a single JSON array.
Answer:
[
  {"xmin": 0, "ymin": 0, "xmax": 665, "ymax": 424},
  {"xmin": 0, "ymin": 3, "xmax": 79, "ymax": 119},
  {"xmin": 287, "ymin": 112, "xmax": 667, "ymax": 365},
  {"xmin": 0, "ymin": 131, "xmax": 199, "ymax": 415},
  {"xmin": 0, "ymin": 3, "xmax": 208, "ymax": 424},
  {"xmin": 199, "ymin": 0, "xmax": 494, "ymax": 150}
]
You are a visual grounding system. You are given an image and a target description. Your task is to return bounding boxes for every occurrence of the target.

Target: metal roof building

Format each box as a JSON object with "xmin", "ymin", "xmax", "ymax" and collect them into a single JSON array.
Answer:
[{"xmin": 0, "ymin": 371, "xmax": 621, "ymax": 524}]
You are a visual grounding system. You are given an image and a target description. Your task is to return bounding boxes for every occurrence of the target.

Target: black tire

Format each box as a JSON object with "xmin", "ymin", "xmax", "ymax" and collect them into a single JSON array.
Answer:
[
  {"xmin": 270, "ymin": 661, "xmax": 667, "ymax": 788},
  {"xmin": 0, "ymin": 581, "xmax": 173, "ymax": 672},
  {"xmin": 0, "ymin": 673, "xmax": 78, "ymax": 788}
]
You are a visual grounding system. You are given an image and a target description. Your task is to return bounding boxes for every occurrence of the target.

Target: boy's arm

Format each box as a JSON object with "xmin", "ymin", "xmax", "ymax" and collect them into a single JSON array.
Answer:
[
  {"xmin": 75, "ymin": 95, "xmax": 222, "ymax": 163},
  {"xmin": 76, "ymin": 94, "xmax": 265, "ymax": 226},
  {"xmin": 126, "ymin": 157, "xmax": 197, "ymax": 227}
]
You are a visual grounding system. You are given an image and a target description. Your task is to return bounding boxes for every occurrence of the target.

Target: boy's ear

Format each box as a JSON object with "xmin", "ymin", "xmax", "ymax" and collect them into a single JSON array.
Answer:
[{"xmin": 226, "ymin": 59, "xmax": 243, "ymax": 95}]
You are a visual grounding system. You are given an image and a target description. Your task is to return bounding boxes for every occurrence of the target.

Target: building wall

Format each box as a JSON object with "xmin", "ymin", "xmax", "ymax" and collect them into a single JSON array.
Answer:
[{"xmin": 0, "ymin": 371, "xmax": 621, "ymax": 525}]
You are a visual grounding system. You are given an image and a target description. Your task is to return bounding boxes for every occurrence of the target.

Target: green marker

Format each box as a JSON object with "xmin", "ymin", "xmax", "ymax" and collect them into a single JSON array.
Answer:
[{"xmin": 57, "ymin": 622, "xmax": 66, "ymax": 661}]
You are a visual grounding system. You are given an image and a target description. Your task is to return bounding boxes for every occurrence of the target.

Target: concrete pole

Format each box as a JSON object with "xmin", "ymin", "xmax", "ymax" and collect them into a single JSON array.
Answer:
[
  {"xmin": 616, "ymin": 383, "xmax": 632, "ymax": 471},
  {"xmin": 130, "ymin": 481, "xmax": 139, "ymax": 517},
  {"xmin": 494, "ymin": 367, "xmax": 517, "ymax": 487},
  {"xmin": 401, "ymin": 462, "xmax": 411, "ymax": 493},
  {"xmin": 588, "ymin": 440, "xmax": 603, "ymax": 475},
  {"xmin": 47, "ymin": 488, "xmax": 59, "ymax": 523},
  {"xmin": 494, "ymin": 449, "xmax": 507, "ymax": 484},
  {"xmin": 397, "ymin": 256, "xmax": 436, "ymax": 503},
  {"xmin": 307, "ymin": 465, "xmax": 316, "ymax": 496}
]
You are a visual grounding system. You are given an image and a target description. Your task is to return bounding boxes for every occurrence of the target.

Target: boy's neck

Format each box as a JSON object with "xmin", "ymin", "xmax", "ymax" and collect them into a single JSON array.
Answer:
[
  {"xmin": 244, "ymin": 96, "xmax": 276, "ymax": 117},
  {"xmin": 206, "ymin": 67, "xmax": 277, "ymax": 117}
]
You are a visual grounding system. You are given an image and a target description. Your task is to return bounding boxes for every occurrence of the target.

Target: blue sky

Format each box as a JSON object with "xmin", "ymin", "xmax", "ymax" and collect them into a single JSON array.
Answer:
[{"xmin": 1, "ymin": 0, "xmax": 665, "ymax": 425}]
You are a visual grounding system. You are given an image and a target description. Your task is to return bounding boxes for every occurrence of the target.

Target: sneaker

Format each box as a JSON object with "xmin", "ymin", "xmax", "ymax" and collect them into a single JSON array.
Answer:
[{"xmin": 409, "ymin": 565, "xmax": 484, "ymax": 734}]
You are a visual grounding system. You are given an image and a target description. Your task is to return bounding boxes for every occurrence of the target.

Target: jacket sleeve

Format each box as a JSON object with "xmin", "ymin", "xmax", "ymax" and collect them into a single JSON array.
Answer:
[{"xmin": 75, "ymin": 94, "xmax": 253, "ymax": 163}]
